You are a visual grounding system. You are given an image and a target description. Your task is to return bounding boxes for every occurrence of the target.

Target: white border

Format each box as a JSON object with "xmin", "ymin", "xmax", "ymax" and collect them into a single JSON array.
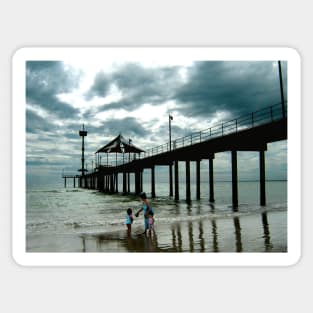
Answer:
[{"xmin": 12, "ymin": 47, "xmax": 301, "ymax": 266}]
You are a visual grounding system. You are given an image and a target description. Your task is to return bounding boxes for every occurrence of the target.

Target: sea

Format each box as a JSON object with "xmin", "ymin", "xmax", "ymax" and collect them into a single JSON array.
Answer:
[{"xmin": 26, "ymin": 180, "xmax": 287, "ymax": 253}]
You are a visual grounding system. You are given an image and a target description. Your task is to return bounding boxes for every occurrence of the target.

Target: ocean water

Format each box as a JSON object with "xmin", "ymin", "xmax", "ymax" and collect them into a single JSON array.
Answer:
[{"xmin": 26, "ymin": 181, "xmax": 287, "ymax": 252}]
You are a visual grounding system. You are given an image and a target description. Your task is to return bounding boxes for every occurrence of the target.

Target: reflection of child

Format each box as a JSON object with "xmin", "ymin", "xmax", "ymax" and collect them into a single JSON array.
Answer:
[{"xmin": 125, "ymin": 208, "xmax": 134, "ymax": 236}]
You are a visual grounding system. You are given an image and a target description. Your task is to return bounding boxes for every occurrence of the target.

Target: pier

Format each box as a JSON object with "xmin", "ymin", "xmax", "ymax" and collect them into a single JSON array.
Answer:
[
  {"xmin": 69, "ymin": 102, "xmax": 287, "ymax": 207},
  {"xmin": 62, "ymin": 174, "xmax": 81, "ymax": 188}
]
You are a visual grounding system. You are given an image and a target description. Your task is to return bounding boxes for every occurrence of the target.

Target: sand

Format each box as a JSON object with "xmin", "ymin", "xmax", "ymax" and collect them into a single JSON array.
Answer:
[{"xmin": 26, "ymin": 210, "xmax": 287, "ymax": 253}]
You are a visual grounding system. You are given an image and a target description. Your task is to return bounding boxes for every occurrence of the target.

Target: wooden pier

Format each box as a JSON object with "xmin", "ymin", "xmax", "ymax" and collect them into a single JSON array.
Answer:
[
  {"xmin": 66, "ymin": 103, "xmax": 287, "ymax": 207},
  {"xmin": 62, "ymin": 174, "xmax": 81, "ymax": 188}
]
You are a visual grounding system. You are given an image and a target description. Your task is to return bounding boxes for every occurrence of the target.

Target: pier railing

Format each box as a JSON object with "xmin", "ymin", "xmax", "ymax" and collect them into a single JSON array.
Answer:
[
  {"xmin": 142, "ymin": 102, "xmax": 287, "ymax": 158},
  {"xmin": 95, "ymin": 102, "xmax": 287, "ymax": 167}
]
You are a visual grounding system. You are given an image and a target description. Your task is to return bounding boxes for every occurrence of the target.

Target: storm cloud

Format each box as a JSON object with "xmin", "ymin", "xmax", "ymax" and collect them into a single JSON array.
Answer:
[
  {"xmin": 26, "ymin": 61, "xmax": 81, "ymax": 119},
  {"xmin": 174, "ymin": 61, "xmax": 287, "ymax": 118},
  {"xmin": 88, "ymin": 63, "xmax": 183, "ymax": 113}
]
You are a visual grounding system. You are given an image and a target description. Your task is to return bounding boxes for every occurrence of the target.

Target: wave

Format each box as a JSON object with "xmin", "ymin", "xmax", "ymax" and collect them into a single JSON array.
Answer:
[
  {"xmin": 27, "ymin": 221, "xmax": 50, "ymax": 227},
  {"xmin": 63, "ymin": 220, "xmax": 111, "ymax": 229}
]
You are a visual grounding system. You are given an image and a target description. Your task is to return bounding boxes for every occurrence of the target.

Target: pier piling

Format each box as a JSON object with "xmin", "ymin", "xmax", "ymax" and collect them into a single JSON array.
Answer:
[
  {"xmin": 186, "ymin": 160, "xmax": 191, "ymax": 203},
  {"xmin": 209, "ymin": 158, "xmax": 215, "ymax": 202},
  {"xmin": 231, "ymin": 150, "xmax": 238, "ymax": 207},
  {"xmin": 196, "ymin": 160, "xmax": 201, "ymax": 200},
  {"xmin": 151, "ymin": 166, "xmax": 156, "ymax": 198},
  {"xmin": 174, "ymin": 160, "xmax": 179, "ymax": 201},
  {"xmin": 259, "ymin": 150, "xmax": 266, "ymax": 206}
]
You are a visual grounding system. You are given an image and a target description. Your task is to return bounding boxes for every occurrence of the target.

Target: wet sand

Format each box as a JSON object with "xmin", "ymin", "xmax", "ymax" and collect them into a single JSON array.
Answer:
[{"xmin": 26, "ymin": 210, "xmax": 287, "ymax": 253}]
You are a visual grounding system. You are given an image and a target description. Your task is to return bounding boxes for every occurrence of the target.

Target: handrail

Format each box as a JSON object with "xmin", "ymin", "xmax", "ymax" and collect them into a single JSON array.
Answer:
[
  {"xmin": 141, "ymin": 102, "xmax": 287, "ymax": 159},
  {"xmin": 92, "ymin": 102, "xmax": 287, "ymax": 168}
]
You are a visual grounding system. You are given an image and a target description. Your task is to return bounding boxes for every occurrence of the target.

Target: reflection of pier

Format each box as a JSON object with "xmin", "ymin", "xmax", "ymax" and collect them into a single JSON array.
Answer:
[
  {"xmin": 166, "ymin": 209, "xmax": 274, "ymax": 253},
  {"xmin": 78, "ymin": 207, "xmax": 276, "ymax": 252},
  {"xmin": 76, "ymin": 103, "xmax": 287, "ymax": 207}
]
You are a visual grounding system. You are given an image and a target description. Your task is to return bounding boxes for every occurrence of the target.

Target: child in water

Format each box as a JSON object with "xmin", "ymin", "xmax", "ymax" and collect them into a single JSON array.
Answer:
[
  {"xmin": 125, "ymin": 208, "xmax": 134, "ymax": 236},
  {"xmin": 148, "ymin": 210, "xmax": 155, "ymax": 233}
]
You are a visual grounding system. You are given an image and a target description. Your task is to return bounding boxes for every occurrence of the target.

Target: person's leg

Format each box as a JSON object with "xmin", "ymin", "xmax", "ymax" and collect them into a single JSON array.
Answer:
[
  {"xmin": 127, "ymin": 224, "xmax": 131, "ymax": 236},
  {"xmin": 144, "ymin": 218, "xmax": 149, "ymax": 234}
]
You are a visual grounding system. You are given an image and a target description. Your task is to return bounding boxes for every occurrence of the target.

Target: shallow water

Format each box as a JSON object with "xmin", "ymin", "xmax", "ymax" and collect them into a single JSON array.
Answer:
[{"xmin": 26, "ymin": 181, "xmax": 287, "ymax": 253}]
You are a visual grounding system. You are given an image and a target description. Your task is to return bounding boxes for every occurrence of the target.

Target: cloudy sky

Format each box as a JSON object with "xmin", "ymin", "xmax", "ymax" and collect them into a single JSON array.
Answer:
[{"xmin": 25, "ymin": 54, "xmax": 287, "ymax": 187}]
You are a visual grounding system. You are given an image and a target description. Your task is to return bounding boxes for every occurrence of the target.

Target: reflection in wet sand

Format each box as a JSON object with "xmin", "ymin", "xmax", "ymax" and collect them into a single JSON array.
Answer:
[
  {"xmin": 262, "ymin": 212, "xmax": 273, "ymax": 251},
  {"xmin": 79, "ymin": 203, "xmax": 285, "ymax": 253},
  {"xmin": 211, "ymin": 219, "xmax": 219, "ymax": 252},
  {"xmin": 198, "ymin": 221, "xmax": 205, "ymax": 252}
]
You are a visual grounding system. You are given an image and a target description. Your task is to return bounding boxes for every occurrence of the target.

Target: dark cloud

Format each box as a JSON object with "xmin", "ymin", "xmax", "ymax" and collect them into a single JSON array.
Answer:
[
  {"xmin": 26, "ymin": 61, "xmax": 81, "ymax": 119},
  {"xmin": 95, "ymin": 117, "xmax": 147, "ymax": 138},
  {"xmin": 90, "ymin": 63, "xmax": 182, "ymax": 113},
  {"xmin": 84, "ymin": 71, "xmax": 111, "ymax": 100},
  {"xmin": 174, "ymin": 61, "xmax": 287, "ymax": 119},
  {"xmin": 26, "ymin": 109, "xmax": 54, "ymax": 133}
]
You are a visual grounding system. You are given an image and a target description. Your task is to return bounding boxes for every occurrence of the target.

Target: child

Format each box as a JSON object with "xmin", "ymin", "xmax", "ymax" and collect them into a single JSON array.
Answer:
[
  {"xmin": 125, "ymin": 208, "xmax": 134, "ymax": 236},
  {"xmin": 147, "ymin": 209, "xmax": 155, "ymax": 233}
]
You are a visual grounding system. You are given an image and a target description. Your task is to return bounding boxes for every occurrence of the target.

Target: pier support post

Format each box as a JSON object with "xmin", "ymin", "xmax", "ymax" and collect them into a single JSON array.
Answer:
[
  {"xmin": 104, "ymin": 176, "xmax": 107, "ymax": 191},
  {"xmin": 259, "ymin": 150, "xmax": 266, "ymax": 206},
  {"xmin": 140, "ymin": 170, "xmax": 143, "ymax": 194},
  {"xmin": 151, "ymin": 166, "xmax": 156, "ymax": 198},
  {"xmin": 110, "ymin": 175, "xmax": 114, "ymax": 193},
  {"xmin": 97, "ymin": 174, "xmax": 103, "ymax": 191},
  {"xmin": 73, "ymin": 177, "xmax": 76, "ymax": 188},
  {"xmin": 231, "ymin": 150, "xmax": 238, "ymax": 207},
  {"xmin": 115, "ymin": 173, "xmax": 118, "ymax": 193},
  {"xmin": 196, "ymin": 160, "xmax": 201, "ymax": 200},
  {"xmin": 64, "ymin": 177, "xmax": 66, "ymax": 188},
  {"xmin": 174, "ymin": 160, "xmax": 179, "ymax": 201},
  {"xmin": 104, "ymin": 175, "xmax": 106, "ymax": 191},
  {"xmin": 135, "ymin": 171, "xmax": 140, "ymax": 195},
  {"xmin": 169, "ymin": 162, "xmax": 173, "ymax": 197},
  {"xmin": 186, "ymin": 160, "xmax": 191, "ymax": 203},
  {"xmin": 209, "ymin": 158, "xmax": 215, "ymax": 202},
  {"xmin": 123, "ymin": 172, "xmax": 127, "ymax": 194}
]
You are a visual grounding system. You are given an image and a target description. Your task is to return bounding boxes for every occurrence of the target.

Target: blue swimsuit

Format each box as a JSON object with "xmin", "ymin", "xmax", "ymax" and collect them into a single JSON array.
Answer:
[{"xmin": 125, "ymin": 214, "xmax": 133, "ymax": 225}]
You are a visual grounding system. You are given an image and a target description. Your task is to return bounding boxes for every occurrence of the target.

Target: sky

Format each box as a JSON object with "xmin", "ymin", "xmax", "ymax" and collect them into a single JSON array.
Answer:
[{"xmin": 25, "ymin": 56, "xmax": 287, "ymax": 187}]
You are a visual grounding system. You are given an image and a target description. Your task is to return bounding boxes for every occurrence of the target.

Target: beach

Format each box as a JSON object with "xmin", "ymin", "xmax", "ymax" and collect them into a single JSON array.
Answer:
[{"xmin": 27, "ymin": 210, "xmax": 286, "ymax": 253}]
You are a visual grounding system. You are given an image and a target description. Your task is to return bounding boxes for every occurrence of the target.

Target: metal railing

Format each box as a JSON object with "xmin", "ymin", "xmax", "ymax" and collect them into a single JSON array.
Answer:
[
  {"xmin": 93, "ymin": 102, "xmax": 287, "ymax": 168},
  {"xmin": 142, "ymin": 102, "xmax": 287, "ymax": 159}
]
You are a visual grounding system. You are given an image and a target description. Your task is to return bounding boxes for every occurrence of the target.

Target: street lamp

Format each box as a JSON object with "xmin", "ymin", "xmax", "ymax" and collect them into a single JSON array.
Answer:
[
  {"xmin": 278, "ymin": 61, "xmax": 286, "ymax": 119},
  {"xmin": 169, "ymin": 114, "xmax": 173, "ymax": 151},
  {"xmin": 129, "ymin": 138, "xmax": 132, "ymax": 162},
  {"xmin": 169, "ymin": 114, "xmax": 173, "ymax": 196}
]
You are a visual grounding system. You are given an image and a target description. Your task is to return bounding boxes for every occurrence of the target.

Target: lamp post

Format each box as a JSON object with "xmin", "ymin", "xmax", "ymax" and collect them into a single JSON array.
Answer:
[
  {"xmin": 278, "ymin": 61, "xmax": 286, "ymax": 119},
  {"xmin": 169, "ymin": 114, "xmax": 173, "ymax": 196},
  {"xmin": 129, "ymin": 138, "xmax": 132, "ymax": 162},
  {"xmin": 169, "ymin": 115, "xmax": 173, "ymax": 150}
]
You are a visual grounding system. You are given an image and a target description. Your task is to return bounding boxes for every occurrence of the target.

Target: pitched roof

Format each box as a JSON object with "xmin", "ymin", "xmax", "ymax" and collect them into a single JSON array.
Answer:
[{"xmin": 96, "ymin": 134, "xmax": 145, "ymax": 153}]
